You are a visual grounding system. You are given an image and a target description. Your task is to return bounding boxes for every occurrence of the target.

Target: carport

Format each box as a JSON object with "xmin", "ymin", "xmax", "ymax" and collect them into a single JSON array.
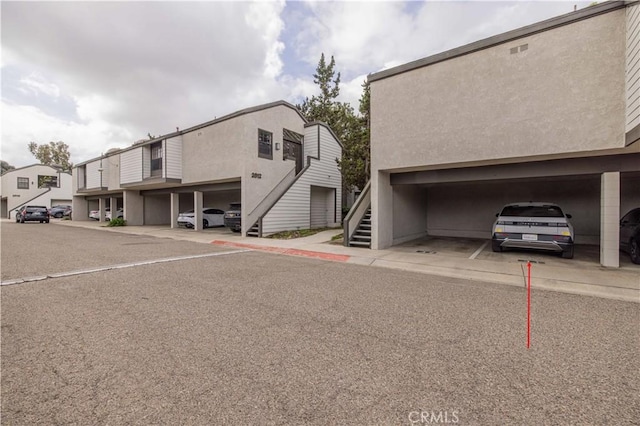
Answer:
[
  {"xmin": 377, "ymin": 153, "xmax": 640, "ymax": 267},
  {"xmin": 136, "ymin": 181, "xmax": 241, "ymax": 231}
]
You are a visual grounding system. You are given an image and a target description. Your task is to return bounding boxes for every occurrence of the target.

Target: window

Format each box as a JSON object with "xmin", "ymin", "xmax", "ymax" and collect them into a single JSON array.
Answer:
[
  {"xmin": 38, "ymin": 175, "xmax": 58, "ymax": 188},
  {"xmin": 150, "ymin": 142, "xmax": 163, "ymax": 177},
  {"xmin": 17, "ymin": 177, "xmax": 29, "ymax": 189},
  {"xmin": 258, "ymin": 129, "xmax": 272, "ymax": 159}
]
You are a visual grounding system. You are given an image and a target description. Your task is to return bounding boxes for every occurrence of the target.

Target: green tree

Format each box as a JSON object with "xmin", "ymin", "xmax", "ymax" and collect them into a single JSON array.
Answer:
[
  {"xmin": 337, "ymin": 79, "xmax": 370, "ymax": 191},
  {"xmin": 1, "ymin": 160, "xmax": 15, "ymax": 174},
  {"xmin": 297, "ymin": 54, "xmax": 370, "ymax": 191},
  {"xmin": 297, "ymin": 53, "xmax": 347, "ymax": 128},
  {"xmin": 27, "ymin": 141, "xmax": 73, "ymax": 171}
]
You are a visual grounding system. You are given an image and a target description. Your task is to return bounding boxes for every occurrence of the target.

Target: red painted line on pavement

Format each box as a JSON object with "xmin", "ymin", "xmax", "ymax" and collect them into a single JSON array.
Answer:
[
  {"xmin": 527, "ymin": 261, "xmax": 531, "ymax": 349},
  {"xmin": 211, "ymin": 240, "xmax": 350, "ymax": 262}
]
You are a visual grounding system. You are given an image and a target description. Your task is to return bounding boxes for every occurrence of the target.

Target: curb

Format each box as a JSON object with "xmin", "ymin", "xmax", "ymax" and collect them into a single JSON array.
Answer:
[{"xmin": 211, "ymin": 240, "xmax": 351, "ymax": 262}]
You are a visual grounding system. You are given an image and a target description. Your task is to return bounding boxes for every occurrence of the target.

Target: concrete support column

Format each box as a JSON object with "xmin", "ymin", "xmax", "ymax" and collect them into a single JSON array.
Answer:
[
  {"xmin": 372, "ymin": 170, "xmax": 393, "ymax": 250},
  {"xmin": 170, "ymin": 193, "xmax": 179, "ymax": 229},
  {"xmin": 194, "ymin": 191, "xmax": 203, "ymax": 231},
  {"xmin": 71, "ymin": 196, "xmax": 90, "ymax": 221},
  {"xmin": 600, "ymin": 172, "xmax": 620, "ymax": 268},
  {"xmin": 98, "ymin": 198, "xmax": 106, "ymax": 222},
  {"xmin": 110, "ymin": 196, "xmax": 118, "ymax": 219},
  {"xmin": 123, "ymin": 190, "xmax": 144, "ymax": 226}
]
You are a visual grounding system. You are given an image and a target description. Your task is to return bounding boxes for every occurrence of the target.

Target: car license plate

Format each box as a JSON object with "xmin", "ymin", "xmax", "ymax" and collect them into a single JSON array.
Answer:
[{"xmin": 522, "ymin": 234, "xmax": 537, "ymax": 241}]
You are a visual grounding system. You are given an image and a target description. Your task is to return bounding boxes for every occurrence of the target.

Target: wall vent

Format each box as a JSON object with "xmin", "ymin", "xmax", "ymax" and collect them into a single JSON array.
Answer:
[{"xmin": 510, "ymin": 44, "xmax": 529, "ymax": 54}]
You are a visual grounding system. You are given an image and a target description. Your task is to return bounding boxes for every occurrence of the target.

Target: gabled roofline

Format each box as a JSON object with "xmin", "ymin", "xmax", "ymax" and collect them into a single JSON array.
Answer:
[
  {"xmin": 0, "ymin": 163, "xmax": 71, "ymax": 177},
  {"xmin": 74, "ymin": 100, "xmax": 307, "ymax": 167},
  {"xmin": 181, "ymin": 100, "xmax": 307, "ymax": 135},
  {"xmin": 304, "ymin": 121, "xmax": 345, "ymax": 150},
  {"xmin": 369, "ymin": 1, "xmax": 628, "ymax": 83}
]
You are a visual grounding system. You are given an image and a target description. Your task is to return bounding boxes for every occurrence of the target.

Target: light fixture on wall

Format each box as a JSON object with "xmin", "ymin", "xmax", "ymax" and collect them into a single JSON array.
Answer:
[{"xmin": 275, "ymin": 143, "xmax": 281, "ymax": 151}]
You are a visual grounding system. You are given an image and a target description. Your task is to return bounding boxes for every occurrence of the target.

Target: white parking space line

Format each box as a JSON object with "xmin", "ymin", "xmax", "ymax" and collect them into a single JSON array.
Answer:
[
  {"xmin": 1, "ymin": 249, "xmax": 251, "ymax": 287},
  {"xmin": 469, "ymin": 241, "xmax": 489, "ymax": 260}
]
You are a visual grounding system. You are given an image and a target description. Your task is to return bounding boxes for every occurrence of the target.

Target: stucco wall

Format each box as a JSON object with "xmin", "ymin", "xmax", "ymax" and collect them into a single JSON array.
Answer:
[
  {"xmin": 105, "ymin": 155, "xmax": 121, "ymax": 190},
  {"xmin": 144, "ymin": 194, "xmax": 171, "ymax": 225},
  {"xmin": 240, "ymin": 107, "xmax": 306, "ymax": 216},
  {"xmin": 371, "ymin": 9, "xmax": 626, "ymax": 172},
  {"xmin": 392, "ymin": 185, "xmax": 428, "ymax": 244}
]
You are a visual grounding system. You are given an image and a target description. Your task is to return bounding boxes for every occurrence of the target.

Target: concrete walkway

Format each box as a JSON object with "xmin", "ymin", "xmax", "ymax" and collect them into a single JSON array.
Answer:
[{"xmin": 54, "ymin": 219, "xmax": 640, "ymax": 303}]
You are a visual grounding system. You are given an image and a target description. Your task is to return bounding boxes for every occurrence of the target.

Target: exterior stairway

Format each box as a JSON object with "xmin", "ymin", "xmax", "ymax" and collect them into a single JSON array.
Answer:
[
  {"xmin": 247, "ymin": 222, "xmax": 260, "ymax": 237},
  {"xmin": 348, "ymin": 208, "xmax": 371, "ymax": 248}
]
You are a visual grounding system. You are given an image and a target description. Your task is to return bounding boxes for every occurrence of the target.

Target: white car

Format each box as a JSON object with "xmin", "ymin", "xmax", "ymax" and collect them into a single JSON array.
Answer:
[
  {"xmin": 177, "ymin": 208, "xmax": 225, "ymax": 229},
  {"xmin": 492, "ymin": 202, "xmax": 575, "ymax": 259},
  {"xmin": 106, "ymin": 208, "xmax": 123, "ymax": 221},
  {"xmin": 89, "ymin": 208, "xmax": 110, "ymax": 220}
]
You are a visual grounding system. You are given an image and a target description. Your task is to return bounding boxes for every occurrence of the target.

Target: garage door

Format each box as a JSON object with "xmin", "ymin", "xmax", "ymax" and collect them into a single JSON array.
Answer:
[{"xmin": 311, "ymin": 186, "xmax": 332, "ymax": 228}]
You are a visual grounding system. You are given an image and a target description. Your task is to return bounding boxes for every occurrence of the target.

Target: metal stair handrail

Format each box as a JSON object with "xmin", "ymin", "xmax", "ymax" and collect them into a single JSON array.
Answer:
[{"xmin": 343, "ymin": 180, "xmax": 371, "ymax": 246}]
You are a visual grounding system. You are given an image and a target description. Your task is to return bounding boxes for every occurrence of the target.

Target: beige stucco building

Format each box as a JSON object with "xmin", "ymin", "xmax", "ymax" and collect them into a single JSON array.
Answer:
[
  {"xmin": 360, "ymin": 1, "xmax": 640, "ymax": 267},
  {"xmin": 72, "ymin": 101, "xmax": 343, "ymax": 236},
  {"xmin": 1, "ymin": 164, "xmax": 72, "ymax": 219}
]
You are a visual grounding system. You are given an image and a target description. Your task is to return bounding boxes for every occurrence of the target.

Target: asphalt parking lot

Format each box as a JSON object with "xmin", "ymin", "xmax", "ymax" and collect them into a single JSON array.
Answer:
[{"xmin": 1, "ymin": 222, "xmax": 639, "ymax": 424}]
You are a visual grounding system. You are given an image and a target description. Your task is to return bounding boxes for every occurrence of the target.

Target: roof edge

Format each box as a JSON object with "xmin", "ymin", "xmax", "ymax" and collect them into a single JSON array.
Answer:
[
  {"xmin": 74, "ymin": 100, "xmax": 307, "ymax": 167},
  {"xmin": 0, "ymin": 163, "xmax": 69, "ymax": 177},
  {"xmin": 304, "ymin": 121, "xmax": 345, "ymax": 149},
  {"xmin": 181, "ymin": 100, "xmax": 306, "ymax": 135},
  {"xmin": 369, "ymin": 1, "xmax": 627, "ymax": 83}
]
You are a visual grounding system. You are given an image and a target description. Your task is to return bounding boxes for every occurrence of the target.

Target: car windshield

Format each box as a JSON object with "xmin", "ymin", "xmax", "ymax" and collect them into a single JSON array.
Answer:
[{"xmin": 501, "ymin": 205, "xmax": 564, "ymax": 218}]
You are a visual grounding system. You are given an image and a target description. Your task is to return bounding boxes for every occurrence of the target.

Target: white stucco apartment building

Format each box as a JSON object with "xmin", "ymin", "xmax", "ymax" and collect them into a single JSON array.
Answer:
[
  {"xmin": 72, "ymin": 101, "xmax": 343, "ymax": 236},
  {"xmin": 1, "ymin": 164, "xmax": 72, "ymax": 219},
  {"xmin": 351, "ymin": 1, "xmax": 639, "ymax": 267}
]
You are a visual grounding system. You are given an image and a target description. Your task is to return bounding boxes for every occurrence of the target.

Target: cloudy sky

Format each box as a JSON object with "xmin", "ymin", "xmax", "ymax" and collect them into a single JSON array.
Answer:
[{"xmin": 1, "ymin": 1, "xmax": 589, "ymax": 168}]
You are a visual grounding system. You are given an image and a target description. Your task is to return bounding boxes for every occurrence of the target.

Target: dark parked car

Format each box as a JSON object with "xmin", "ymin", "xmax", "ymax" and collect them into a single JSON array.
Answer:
[
  {"xmin": 620, "ymin": 207, "xmax": 640, "ymax": 265},
  {"xmin": 16, "ymin": 206, "xmax": 50, "ymax": 223},
  {"xmin": 224, "ymin": 202, "xmax": 242, "ymax": 232},
  {"xmin": 50, "ymin": 205, "xmax": 72, "ymax": 218}
]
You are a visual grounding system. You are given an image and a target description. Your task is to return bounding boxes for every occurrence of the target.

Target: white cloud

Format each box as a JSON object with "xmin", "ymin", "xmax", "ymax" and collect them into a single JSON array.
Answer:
[
  {"xmin": 18, "ymin": 73, "xmax": 61, "ymax": 98},
  {"xmin": 1, "ymin": 101, "xmax": 133, "ymax": 166}
]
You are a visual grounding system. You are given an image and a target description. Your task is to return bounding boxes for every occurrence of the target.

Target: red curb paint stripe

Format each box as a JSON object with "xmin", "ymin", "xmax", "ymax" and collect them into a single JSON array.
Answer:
[
  {"xmin": 283, "ymin": 248, "xmax": 350, "ymax": 262},
  {"xmin": 211, "ymin": 240, "xmax": 350, "ymax": 262}
]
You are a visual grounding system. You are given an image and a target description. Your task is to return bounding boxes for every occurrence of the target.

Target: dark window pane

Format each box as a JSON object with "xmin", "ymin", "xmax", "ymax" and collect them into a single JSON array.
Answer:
[
  {"xmin": 258, "ymin": 129, "xmax": 272, "ymax": 159},
  {"xmin": 500, "ymin": 205, "xmax": 564, "ymax": 218}
]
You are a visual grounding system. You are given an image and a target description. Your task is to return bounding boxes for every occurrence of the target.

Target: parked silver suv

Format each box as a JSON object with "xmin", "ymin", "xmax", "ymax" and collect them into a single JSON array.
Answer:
[{"xmin": 492, "ymin": 202, "xmax": 574, "ymax": 259}]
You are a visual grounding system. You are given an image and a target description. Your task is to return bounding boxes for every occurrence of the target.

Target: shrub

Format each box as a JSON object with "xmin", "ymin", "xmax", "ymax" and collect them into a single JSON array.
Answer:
[{"xmin": 106, "ymin": 218, "xmax": 126, "ymax": 227}]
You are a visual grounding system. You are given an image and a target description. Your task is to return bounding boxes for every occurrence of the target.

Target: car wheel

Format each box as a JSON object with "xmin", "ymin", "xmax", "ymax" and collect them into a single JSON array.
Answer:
[
  {"xmin": 54, "ymin": 212, "xmax": 62, "ymax": 218},
  {"xmin": 630, "ymin": 239, "xmax": 640, "ymax": 265},
  {"xmin": 491, "ymin": 240, "xmax": 502, "ymax": 252},
  {"xmin": 45, "ymin": 220, "xmax": 50, "ymax": 223},
  {"xmin": 561, "ymin": 246, "xmax": 574, "ymax": 259},
  {"xmin": 203, "ymin": 219, "xmax": 209, "ymax": 229}
]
